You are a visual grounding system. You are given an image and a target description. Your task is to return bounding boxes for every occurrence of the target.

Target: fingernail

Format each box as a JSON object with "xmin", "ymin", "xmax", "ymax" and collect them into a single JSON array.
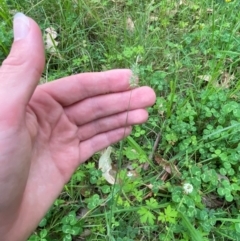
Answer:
[{"xmin": 13, "ymin": 13, "xmax": 30, "ymax": 41}]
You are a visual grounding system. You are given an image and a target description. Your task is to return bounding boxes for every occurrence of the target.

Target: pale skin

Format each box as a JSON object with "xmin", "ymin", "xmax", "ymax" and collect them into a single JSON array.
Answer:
[{"xmin": 0, "ymin": 14, "xmax": 156, "ymax": 240}]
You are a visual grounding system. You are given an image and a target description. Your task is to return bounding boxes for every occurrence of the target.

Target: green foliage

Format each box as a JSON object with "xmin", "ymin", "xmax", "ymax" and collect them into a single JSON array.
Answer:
[
  {"xmin": 1, "ymin": 0, "xmax": 240, "ymax": 240},
  {"xmin": 178, "ymin": 212, "xmax": 204, "ymax": 241},
  {"xmin": 137, "ymin": 206, "xmax": 156, "ymax": 225},
  {"xmin": 158, "ymin": 205, "xmax": 178, "ymax": 224},
  {"xmin": 28, "ymin": 209, "xmax": 83, "ymax": 241},
  {"xmin": 61, "ymin": 211, "xmax": 83, "ymax": 240},
  {"xmin": 85, "ymin": 194, "xmax": 102, "ymax": 209},
  {"xmin": 0, "ymin": 21, "xmax": 12, "ymax": 60},
  {"xmin": 28, "ymin": 229, "xmax": 48, "ymax": 241}
]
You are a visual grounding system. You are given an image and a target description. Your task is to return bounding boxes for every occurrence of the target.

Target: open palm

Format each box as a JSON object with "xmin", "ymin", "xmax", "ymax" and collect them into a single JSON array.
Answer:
[{"xmin": 0, "ymin": 15, "xmax": 155, "ymax": 240}]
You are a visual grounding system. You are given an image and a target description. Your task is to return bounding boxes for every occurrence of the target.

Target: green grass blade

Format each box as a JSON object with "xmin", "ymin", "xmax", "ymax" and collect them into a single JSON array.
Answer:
[{"xmin": 178, "ymin": 212, "xmax": 204, "ymax": 241}]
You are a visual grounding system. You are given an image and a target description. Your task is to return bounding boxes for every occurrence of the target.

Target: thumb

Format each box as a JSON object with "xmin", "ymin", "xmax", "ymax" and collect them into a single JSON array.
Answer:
[{"xmin": 0, "ymin": 13, "xmax": 45, "ymax": 107}]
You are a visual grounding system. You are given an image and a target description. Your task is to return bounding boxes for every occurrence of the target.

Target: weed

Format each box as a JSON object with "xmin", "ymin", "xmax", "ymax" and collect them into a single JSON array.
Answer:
[{"xmin": 1, "ymin": 0, "xmax": 240, "ymax": 240}]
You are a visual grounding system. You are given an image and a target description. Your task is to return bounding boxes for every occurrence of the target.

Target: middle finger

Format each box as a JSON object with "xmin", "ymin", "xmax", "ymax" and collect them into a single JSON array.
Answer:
[{"xmin": 64, "ymin": 86, "xmax": 154, "ymax": 126}]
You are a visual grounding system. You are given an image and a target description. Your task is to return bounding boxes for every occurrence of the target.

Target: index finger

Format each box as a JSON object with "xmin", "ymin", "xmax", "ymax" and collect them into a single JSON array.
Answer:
[{"xmin": 39, "ymin": 69, "xmax": 135, "ymax": 106}]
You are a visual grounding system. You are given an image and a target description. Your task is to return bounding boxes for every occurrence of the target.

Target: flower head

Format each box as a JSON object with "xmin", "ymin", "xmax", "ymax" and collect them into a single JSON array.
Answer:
[{"xmin": 183, "ymin": 183, "xmax": 193, "ymax": 194}]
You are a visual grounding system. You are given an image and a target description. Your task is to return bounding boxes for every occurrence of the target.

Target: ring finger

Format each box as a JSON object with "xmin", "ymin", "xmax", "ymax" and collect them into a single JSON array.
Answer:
[{"xmin": 77, "ymin": 109, "xmax": 148, "ymax": 141}]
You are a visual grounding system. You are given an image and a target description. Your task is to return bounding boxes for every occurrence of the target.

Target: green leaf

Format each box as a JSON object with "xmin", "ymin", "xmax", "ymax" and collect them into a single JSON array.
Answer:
[
  {"xmin": 191, "ymin": 166, "xmax": 201, "ymax": 176},
  {"xmin": 54, "ymin": 198, "xmax": 65, "ymax": 207},
  {"xmin": 201, "ymin": 172, "xmax": 211, "ymax": 182},
  {"xmin": 90, "ymin": 175, "xmax": 98, "ymax": 184},
  {"xmin": 137, "ymin": 207, "xmax": 156, "ymax": 225},
  {"xmin": 165, "ymin": 205, "xmax": 178, "ymax": 218},
  {"xmin": 183, "ymin": 196, "xmax": 195, "ymax": 206},
  {"xmin": 222, "ymin": 179, "xmax": 230, "ymax": 187},
  {"xmin": 61, "ymin": 216, "xmax": 69, "ymax": 225},
  {"xmin": 28, "ymin": 235, "xmax": 39, "ymax": 241},
  {"xmin": 235, "ymin": 223, "xmax": 240, "ymax": 233},
  {"xmin": 158, "ymin": 212, "xmax": 166, "ymax": 223},
  {"xmin": 126, "ymin": 136, "xmax": 148, "ymax": 157},
  {"xmin": 217, "ymin": 187, "xmax": 225, "ymax": 196},
  {"xmin": 233, "ymin": 108, "xmax": 240, "ymax": 118},
  {"xmin": 86, "ymin": 194, "xmax": 102, "ymax": 209},
  {"xmin": 172, "ymin": 194, "xmax": 181, "ymax": 203},
  {"xmin": 225, "ymin": 194, "xmax": 233, "ymax": 202},
  {"xmin": 223, "ymin": 162, "xmax": 231, "ymax": 169},
  {"xmin": 187, "ymin": 206, "xmax": 196, "ymax": 217},
  {"xmin": 72, "ymin": 170, "xmax": 85, "ymax": 182},
  {"xmin": 146, "ymin": 198, "xmax": 158, "ymax": 209},
  {"xmin": 228, "ymin": 168, "xmax": 235, "ymax": 176},
  {"xmin": 68, "ymin": 211, "xmax": 77, "ymax": 226},
  {"xmin": 158, "ymin": 205, "xmax": 178, "ymax": 224},
  {"xmin": 101, "ymin": 185, "xmax": 111, "ymax": 194},
  {"xmin": 62, "ymin": 224, "xmax": 72, "ymax": 234},
  {"xmin": 124, "ymin": 146, "xmax": 140, "ymax": 160},
  {"xmin": 165, "ymin": 205, "xmax": 178, "ymax": 224},
  {"xmin": 68, "ymin": 226, "xmax": 81, "ymax": 235},
  {"xmin": 38, "ymin": 218, "xmax": 47, "ymax": 228},
  {"xmin": 178, "ymin": 211, "xmax": 204, "ymax": 241},
  {"xmin": 63, "ymin": 234, "xmax": 72, "ymax": 241},
  {"xmin": 190, "ymin": 176, "xmax": 201, "ymax": 187},
  {"xmin": 219, "ymin": 168, "xmax": 227, "ymax": 175},
  {"xmin": 199, "ymin": 210, "xmax": 208, "ymax": 221},
  {"xmin": 40, "ymin": 229, "xmax": 48, "ymax": 238},
  {"xmin": 214, "ymin": 149, "xmax": 221, "ymax": 155},
  {"xmin": 231, "ymin": 183, "xmax": 240, "ymax": 191}
]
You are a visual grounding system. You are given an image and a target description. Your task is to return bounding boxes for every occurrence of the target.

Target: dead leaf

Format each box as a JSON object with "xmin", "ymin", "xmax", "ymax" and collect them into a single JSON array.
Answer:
[
  {"xmin": 143, "ymin": 191, "xmax": 153, "ymax": 200},
  {"xmin": 198, "ymin": 72, "xmax": 234, "ymax": 89},
  {"xmin": 207, "ymin": 8, "xmax": 213, "ymax": 14},
  {"xmin": 217, "ymin": 72, "xmax": 234, "ymax": 89},
  {"xmin": 77, "ymin": 207, "xmax": 89, "ymax": 219},
  {"xmin": 9, "ymin": 9, "xmax": 18, "ymax": 15},
  {"xmin": 45, "ymin": 27, "xmax": 58, "ymax": 39},
  {"xmin": 158, "ymin": 103, "xmax": 164, "ymax": 117},
  {"xmin": 217, "ymin": 174, "xmax": 229, "ymax": 181},
  {"xmin": 155, "ymin": 154, "xmax": 181, "ymax": 178},
  {"xmin": 164, "ymin": 165, "xmax": 172, "ymax": 174},
  {"xmin": 145, "ymin": 184, "xmax": 153, "ymax": 189},
  {"xmin": 98, "ymin": 146, "xmax": 117, "ymax": 185},
  {"xmin": 160, "ymin": 172, "xmax": 169, "ymax": 181},
  {"xmin": 198, "ymin": 75, "xmax": 211, "ymax": 82},
  {"xmin": 202, "ymin": 194, "xmax": 224, "ymax": 208},
  {"xmin": 126, "ymin": 163, "xmax": 135, "ymax": 170},
  {"xmin": 126, "ymin": 17, "xmax": 135, "ymax": 32},
  {"xmin": 78, "ymin": 229, "xmax": 91, "ymax": 238},
  {"xmin": 39, "ymin": 77, "xmax": 46, "ymax": 84},
  {"xmin": 127, "ymin": 170, "xmax": 138, "ymax": 178},
  {"xmin": 176, "ymin": 0, "xmax": 187, "ymax": 7},
  {"xmin": 44, "ymin": 27, "xmax": 59, "ymax": 54},
  {"xmin": 145, "ymin": 181, "xmax": 167, "ymax": 192},
  {"xmin": 149, "ymin": 15, "xmax": 158, "ymax": 22}
]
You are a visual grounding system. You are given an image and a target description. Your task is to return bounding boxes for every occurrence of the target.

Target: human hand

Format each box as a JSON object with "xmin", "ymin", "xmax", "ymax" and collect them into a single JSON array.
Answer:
[{"xmin": 0, "ymin": 13, "xmax": 156, "ymax": 240}]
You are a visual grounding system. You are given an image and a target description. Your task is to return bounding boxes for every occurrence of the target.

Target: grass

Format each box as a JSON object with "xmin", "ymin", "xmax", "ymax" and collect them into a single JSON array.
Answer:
[{"xmin": 1, "ymin": 0, "xmax": 240, "ymax": 240}]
